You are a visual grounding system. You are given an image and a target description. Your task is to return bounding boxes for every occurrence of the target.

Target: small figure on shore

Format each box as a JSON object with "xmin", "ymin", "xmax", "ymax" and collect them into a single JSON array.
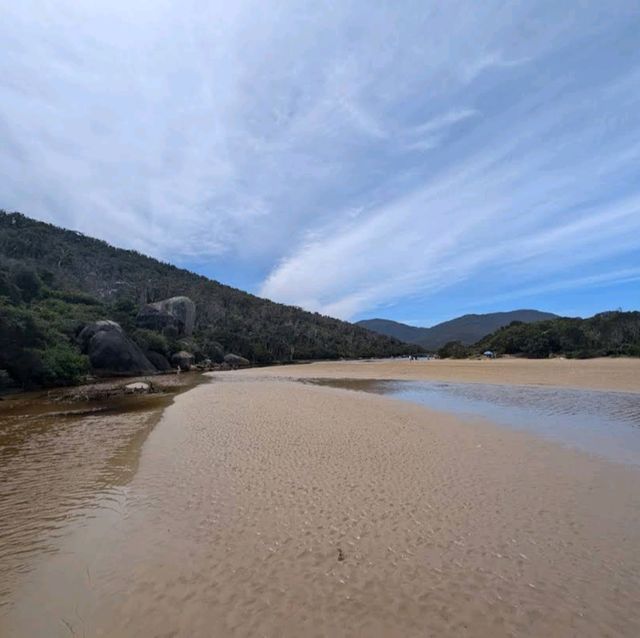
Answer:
[{"xmin": 176, "ymin": 365, "xmax": 181, "ymax": 375}]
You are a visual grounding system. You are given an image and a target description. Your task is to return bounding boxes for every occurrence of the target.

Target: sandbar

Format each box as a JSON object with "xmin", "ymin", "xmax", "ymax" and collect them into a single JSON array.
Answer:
[{"xmin": 2, "ymin": 373, "xmax": 639, "ymax": 637}]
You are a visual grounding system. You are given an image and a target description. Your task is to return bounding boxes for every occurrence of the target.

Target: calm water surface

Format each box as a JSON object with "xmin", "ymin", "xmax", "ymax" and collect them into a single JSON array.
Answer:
[
  {"xmin": 308, "ymin": 378, "xmax": 640, "ymax": 466},
  {"xmin": 0, "ymin": 375, "xmax": 204, "ymax": 610}
]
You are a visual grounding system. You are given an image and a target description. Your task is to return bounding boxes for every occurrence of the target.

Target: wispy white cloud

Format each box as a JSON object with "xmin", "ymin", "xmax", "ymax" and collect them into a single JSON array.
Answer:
[
  {"xmin": 460, "ymin": 52, "xmax": 530, "ymax": 83},
  {"xmin": 403, "ymin": 108, "xmax": 478, "ymax": 151},
  {"xmin": 1, "ymin": 1, "xmax": 639, "ymax": 317},
  {"xmin": 470, "ymin": 267, "xmax": 640, "ymax": 309}
]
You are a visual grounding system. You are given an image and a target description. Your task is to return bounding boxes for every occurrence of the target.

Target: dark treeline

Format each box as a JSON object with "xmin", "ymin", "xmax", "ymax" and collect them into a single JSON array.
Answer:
[
  {"xmin": 0, "ymin": 211, "xmax": 415, "ymax": 389},
  {"xmin": 437, "ymin": 311, "xmax": 640, "ymax": 359}
]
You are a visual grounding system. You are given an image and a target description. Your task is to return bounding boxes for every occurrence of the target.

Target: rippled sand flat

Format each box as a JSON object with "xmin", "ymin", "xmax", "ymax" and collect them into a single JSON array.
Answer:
[
  {"xmin": 246, "ymin": 357, "xmax": 640, "ymax": 393},
  {"xmin": 2, "ymin": 374, "xmax": 639, "ymax": 637}
]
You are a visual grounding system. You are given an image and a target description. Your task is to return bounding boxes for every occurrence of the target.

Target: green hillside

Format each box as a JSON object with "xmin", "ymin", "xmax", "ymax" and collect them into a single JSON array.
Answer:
[
  {"xmin": 438, "ymin": 312, "xmax": 640, "ymax": 359},
  {"xmin": 0, "ymin": 211, "xmax": 415, "ymax": 388}
]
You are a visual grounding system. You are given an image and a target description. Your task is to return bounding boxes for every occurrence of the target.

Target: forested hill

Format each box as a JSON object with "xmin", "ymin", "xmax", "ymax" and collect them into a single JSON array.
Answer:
[
  {"xmin": 474, "ymin": 312, "xmax": 640, "ymax": 358},
  {"xmin": 354, "ymin": 319, "xmax": 427, "ymax": 344},
  {"xmin": 0, "ymin": 211, "xmax": 415, "ymax": 387},
  {"xmin": 437, "ymin": 311, "xmax": 640, "ymax": 359},
  {"xmin": 357, "ymin": 309, "xmax": 557, "ymax": 350}
]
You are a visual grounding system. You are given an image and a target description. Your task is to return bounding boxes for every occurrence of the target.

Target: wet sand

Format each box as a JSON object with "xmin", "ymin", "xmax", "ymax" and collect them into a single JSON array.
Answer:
[
  {"xmin": 0, "ymin": 372, "xmax": 205, "ymax": 613},
  {"xmin": 2, "ymin": 373, "xmax": 639, "ymax": 637},
  {"xmin": 249, "ymin": 357, "xmax": 640, "ymax": 393}
]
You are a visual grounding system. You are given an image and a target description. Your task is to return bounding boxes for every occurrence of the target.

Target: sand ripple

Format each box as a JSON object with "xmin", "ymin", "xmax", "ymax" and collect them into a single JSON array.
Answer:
[{"xmin": 3, "ymin": 377, "xmax": 639, "ymax": 637}]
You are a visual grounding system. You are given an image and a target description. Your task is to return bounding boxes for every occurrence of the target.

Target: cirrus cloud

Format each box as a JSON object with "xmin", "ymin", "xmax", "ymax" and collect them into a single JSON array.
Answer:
[{"xmin": 1, "ymin": 1, "xmax": 640, "ymax": 319}]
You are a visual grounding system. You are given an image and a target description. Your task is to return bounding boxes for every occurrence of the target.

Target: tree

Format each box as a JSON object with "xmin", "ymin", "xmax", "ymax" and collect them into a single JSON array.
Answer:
[
  {"xmin": 12, "ymin": 267, "xmax": 42, "ymax": 302},
  {"xmin": 437, "ymin": 341, "xmax": 471, "ymax": 359}
]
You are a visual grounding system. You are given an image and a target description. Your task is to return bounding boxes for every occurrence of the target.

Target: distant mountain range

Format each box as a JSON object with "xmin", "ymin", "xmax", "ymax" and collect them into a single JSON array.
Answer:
[{"xmin": 356, "ymin": 310, "xmax": 558, "ymax": 351}]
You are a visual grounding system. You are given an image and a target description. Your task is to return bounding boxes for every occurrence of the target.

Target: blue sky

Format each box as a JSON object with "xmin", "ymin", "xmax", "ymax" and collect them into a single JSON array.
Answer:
[{"xmin": 1, "ymin": 1, "xmax": 639, "ymax": 327}]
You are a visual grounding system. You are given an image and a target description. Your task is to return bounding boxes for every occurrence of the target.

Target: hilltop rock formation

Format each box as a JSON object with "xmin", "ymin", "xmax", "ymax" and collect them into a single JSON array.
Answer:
[
  {"xmin": 78, "ymin": 320, "xmax": 156, "ymax": 376},
  {"xmin": 137, "ymin": 296, "xmax": 196, "ymax": 337}
]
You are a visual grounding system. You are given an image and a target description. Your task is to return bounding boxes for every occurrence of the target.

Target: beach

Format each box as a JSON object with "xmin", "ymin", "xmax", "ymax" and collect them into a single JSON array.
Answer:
[
  {"xmin": 1, "ymin": 359, "xmax": 640, "ymax": 636},
  {"xmin": 247, "ymin": 356, "xmax": 640, "ymax": 393}
]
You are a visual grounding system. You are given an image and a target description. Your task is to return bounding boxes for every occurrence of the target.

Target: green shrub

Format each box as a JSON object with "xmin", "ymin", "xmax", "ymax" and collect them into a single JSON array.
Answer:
[
  {"xmin": 47, "ymin": 289, "xmax": 103, "ymax": 305},
  {"xmin": 12, "ymin": 266, "xmax": 43, "ymax": 302},
  {"xmin": 0, "ymin": 271, "xmax": 21, "ymax": 302},
  {"xmin": 39, "ymin": 343, "xmax": 89, "ymax": 386},
  {"xmin": 437, "ymin": 340, "xmax": 471, "ymax": 359},
  {"xmin": 109, "ymin": 298, "xmax": 138, "ymax": 332},
  {"xmin": 131, "ymin": 329, "xmax": 169, "ymax": 356},
  {"xmin": 198, "ymin": 336, "xmax": 225, "ymax": 363}
]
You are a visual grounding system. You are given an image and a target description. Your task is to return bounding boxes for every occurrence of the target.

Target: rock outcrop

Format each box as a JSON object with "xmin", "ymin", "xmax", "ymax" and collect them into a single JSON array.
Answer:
[
  {"xmin": 137, "ymin": 296, "xmax": 196, "ymax": 337},
  {"xmin": 146, "ymin": 351, "xmax": 172, "ymax": 371},
  {"xmin": 224, "ymin": 353, "xmax": 250, "ymax": 368},
  {"xmin": 124, "ymin": 381, "xmax": 151, "ymax": 393},
  {"xmin": 78, "ymin": 320, "xmax": 156, "ymax": 376},
  {"xmin": 135, "ymin": 304, "xmax": 178, "ymax": 334},
  {"xmin": 77, "ymin": 320, "xmax": 122, "ymax": 349},
  {"xmin": 174, "ymin": 338, "xmax": 203, "ymax": 362},
  {"xmin": 171, "ymin": 350, "xmax": 195, "ymax": 370},
  {"xmin": 203, "ymin": 340, "xmax": 225, "ymax": 363}
]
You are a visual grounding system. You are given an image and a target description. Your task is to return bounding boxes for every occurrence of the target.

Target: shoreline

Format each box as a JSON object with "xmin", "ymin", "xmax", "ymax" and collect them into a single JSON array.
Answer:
[
  {"xmin": 0, "ymin": 370, "xmax": 211, "ymax": 613},
  {"xmin": 234, "ymin": 357, "xmax": 640, "ymax": 394},
  {"xmin": 2, "ymin": 373, "xmax": 639, "ymax": 636},
  {"xmin": 3, "ymin": 356, "xmax": 639, "ymax": 399}
]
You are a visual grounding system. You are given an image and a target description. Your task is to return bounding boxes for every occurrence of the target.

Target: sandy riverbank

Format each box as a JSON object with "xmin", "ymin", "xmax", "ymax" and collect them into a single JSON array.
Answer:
[
  {"xmin": 248, "ymin": 357, "xmax": 640, "ymax": 393},
  {"xmin": 2, "ymin": 374, "xmax": 639, "ymax": 637}
]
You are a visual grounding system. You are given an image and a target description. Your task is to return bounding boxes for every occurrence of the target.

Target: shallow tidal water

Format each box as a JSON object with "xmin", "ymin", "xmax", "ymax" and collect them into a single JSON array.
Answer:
[
  {"xmin": 307, "ymin": 378, "xmax": 640, "ymax": 466},
  {"xmin": 1, "ymin": 374, "xmax": 639, "ymax": 637},
  {"xmin": 0, "ymin": 375, "xmax": 204, "ymax": 611}
]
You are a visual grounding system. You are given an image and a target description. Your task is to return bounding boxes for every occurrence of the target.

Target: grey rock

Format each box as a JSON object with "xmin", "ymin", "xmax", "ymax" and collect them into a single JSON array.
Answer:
[
  {"xmin": 136, "ymin": 305, "xmax": 179, "ymax": 334},
  {"xmin": 124, "ymin": 381, "xmax": 151, "ymax": 393},
  {"xmin": 224, "ymin": 353, "xmax": 250, "ymax": 368},
  {"xmin": 77, "ymin": 320, "xmax": 122, "ymax": 350},
  {"xmin": 137, "ymin": 296, "xmax": 196, "ymax": 337},
  {"xmin": 204, "ymin": 340, "xmax": 225, "ymax": 363},
  {"xmin": 171, "ymin": 350, "xmax": 195, "ymax": 370},
  {"xmin": 175, "ymin": 338, "xmax": 203, "ymax": 362},
  {"xmin": 79, "ymin": 321, "xmax": 156, "ymax": 376},
  {"xmin": 146, "ymin": 351, "xmax": 172, "ymax": 371}
]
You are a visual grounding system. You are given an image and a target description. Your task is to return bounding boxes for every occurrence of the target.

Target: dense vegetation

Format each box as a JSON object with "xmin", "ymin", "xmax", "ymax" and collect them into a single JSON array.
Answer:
[
  {"xmin": 437, "ymin": 312, "xmax": 640, "ymax": 359},
  {"xmin": 0, "ymin": 211, "xmax": 415, "ymax": 388},
  {"xmin": 357, "ymin": 310, "xmax": 557, "ymax": 350},
  {"xmin": 0, "ymin": 269, "xmax": 95, "ymax": 387}
]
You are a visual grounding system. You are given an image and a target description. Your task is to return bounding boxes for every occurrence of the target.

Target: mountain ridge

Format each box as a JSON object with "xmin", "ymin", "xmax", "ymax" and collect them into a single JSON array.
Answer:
[{"xmin": 357, "ymin": 310, "xmax": 558, "ymax": 350}]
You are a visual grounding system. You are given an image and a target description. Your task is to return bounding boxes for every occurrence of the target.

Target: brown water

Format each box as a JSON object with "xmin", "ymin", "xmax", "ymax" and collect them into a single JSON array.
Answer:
[{"xmin": 0, "ymin": 374, "xmax": 205, "ymax": 612}]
